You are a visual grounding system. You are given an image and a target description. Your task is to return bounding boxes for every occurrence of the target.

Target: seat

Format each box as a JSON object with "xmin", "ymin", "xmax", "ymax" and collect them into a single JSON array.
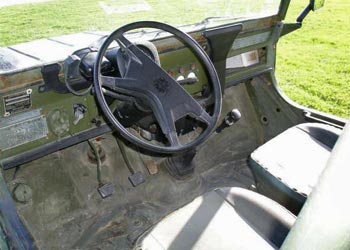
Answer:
[
  {"xmin": 249, "ymin": 122, "xmax": 341, "ymax": 214},
  {"xmin": 140, "ymin": 187, "xmax": 296, "ymax": 250},
  {"xmin": 140, "ymin": 121, "xmax": 350, "ymax": 250}
]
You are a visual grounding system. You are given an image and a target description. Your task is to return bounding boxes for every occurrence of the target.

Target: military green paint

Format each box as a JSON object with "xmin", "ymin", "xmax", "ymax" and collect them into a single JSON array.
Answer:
[{"xmin": 0, "ymin": 84, "xmax": 100, "ymax": 160}]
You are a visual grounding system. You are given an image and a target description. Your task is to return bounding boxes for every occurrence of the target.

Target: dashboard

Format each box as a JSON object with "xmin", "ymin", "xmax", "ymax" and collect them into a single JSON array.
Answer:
[{"xmin": 0, "ymin": 18, "xmax": 275, "ymax": 169}]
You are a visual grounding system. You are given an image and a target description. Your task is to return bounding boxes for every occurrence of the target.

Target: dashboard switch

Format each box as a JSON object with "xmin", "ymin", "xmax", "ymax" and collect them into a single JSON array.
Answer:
[
  {"xmin": 73, "ymin": 104, "xmax": 87, "ymax": 125},
  {"xmin": 187, "ymin": 72, "xmax": 197, "ymax": 79},
  {"xmin": 176, "ymin": 75, "xmax": 185, "ymax": 81},
  {"xmin": 177, "ymin": 72, "xmax": 199, "ymax": 85}
]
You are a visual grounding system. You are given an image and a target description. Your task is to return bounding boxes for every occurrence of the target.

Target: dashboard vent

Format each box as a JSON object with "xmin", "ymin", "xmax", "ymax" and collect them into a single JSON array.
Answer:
[{"xmin": 3, "ymin": 89, "xmax": 32, "ymax": 116}]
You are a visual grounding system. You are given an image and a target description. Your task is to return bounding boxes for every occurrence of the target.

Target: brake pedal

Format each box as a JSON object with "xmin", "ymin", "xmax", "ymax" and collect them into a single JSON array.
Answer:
[
  {"xmin": 128, "ymin": 171, "xmax": 145, "ymax": 187},
  {"xmin": 116, "ymin": 138, "xmax": 145, "ymax": 187}
]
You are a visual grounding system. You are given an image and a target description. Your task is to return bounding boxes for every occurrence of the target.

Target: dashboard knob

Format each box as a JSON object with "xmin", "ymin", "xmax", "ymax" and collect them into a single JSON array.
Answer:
[
  {"xmin": 187, "ymin": 72, "xmax": 197, "ymax": 79},
  {"xmin": 176, "ymin": 75, "xmax": 185, "ymax": 81}
]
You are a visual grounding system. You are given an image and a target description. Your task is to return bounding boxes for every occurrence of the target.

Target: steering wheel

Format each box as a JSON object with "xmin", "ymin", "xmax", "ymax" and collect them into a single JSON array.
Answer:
[{"xmin": 93, "ymin": 21, "xmax": 222, "ymax": 154}]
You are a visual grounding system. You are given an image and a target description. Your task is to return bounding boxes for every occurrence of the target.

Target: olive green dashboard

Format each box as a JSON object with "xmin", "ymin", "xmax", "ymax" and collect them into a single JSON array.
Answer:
[
  {"xmin": 0, "ymin": 17, "xmax": 276, "ymax": 168},
  {"xmin": 0, "ymin": 34, "xmax": 209, "ymax": 165}
]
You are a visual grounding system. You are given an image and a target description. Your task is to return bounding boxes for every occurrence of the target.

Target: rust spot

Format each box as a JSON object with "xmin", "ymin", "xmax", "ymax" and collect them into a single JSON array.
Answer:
[
  {"xmin": 94, "ymin": 219, "xmax": 128, "ymax": 243},
  {"xmin": 87, "ymin": 143, "xmax": 106, "ymax": 164},
  {"xmin": 0, "ymin": 68, "xmax": 43, "ymax": 92},
  {"xmin": 144, "ymin": 160, "xmax": 158, "ymax": 175}
]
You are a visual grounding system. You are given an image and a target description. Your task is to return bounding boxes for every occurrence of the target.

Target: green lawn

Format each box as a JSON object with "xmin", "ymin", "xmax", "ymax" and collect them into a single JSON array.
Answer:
[
  {"xmin": 0, "ymin": 0, "xmax": 348, "ymax": 118},
  {"xmin": 276, "ymin": 0, "xmax": 350, "ymax": 118},
  {"xmin": 0, "ymin": 0, "xmax": 249, "ymax": 45}
]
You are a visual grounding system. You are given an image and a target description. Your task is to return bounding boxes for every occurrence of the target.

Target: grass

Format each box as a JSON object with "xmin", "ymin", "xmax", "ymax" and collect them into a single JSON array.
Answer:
[
  {"xmin": 0, "ymin": 0, "xmax": 348, "ymax": 118},
  {"xmin": 276, "ymin": 0, "xmax": 350, "ymax": 118},
  {"xmin": 0, "ymin": 0, "xmax": 268, "ymax": 45}
]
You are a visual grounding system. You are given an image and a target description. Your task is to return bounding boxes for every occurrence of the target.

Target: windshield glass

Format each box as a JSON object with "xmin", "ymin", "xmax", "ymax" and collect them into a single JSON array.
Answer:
[{"xmin": 0, "ymin": 0, "xmax": 281, "ymax": 46}]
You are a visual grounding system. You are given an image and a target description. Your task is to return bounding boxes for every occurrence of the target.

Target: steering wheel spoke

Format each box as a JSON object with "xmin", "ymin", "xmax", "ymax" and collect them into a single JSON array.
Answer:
[
  {"xmin": 148, "ymin": 81, "xmax": 212, "ymax": 147},
  {"xmin": 195, "ymin": 109, "xmax": 213, "ymax": 125},
  {"xmin": 166, "ymin": 130, "xmax": 181, "ymax": 147},
  {"xmin": 100, "ymin": 75, "xmax": 139, "ymax": 95},
  {"xmin": 155, "ymin": 111, "xmax": 181, "ymax": 147},
  {"xmin": 115, "ymin": 34, "xmax": 134, "ymax": 49}
]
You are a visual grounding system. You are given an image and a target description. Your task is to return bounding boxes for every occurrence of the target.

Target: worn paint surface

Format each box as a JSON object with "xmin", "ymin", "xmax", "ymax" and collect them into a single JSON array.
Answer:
[{"xmin": 3, "ymin": 84, "xmax": 268, "ymax": 249}]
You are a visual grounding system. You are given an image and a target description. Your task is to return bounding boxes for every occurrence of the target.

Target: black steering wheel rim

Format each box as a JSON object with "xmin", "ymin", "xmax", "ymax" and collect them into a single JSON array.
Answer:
[{"xmin": 94, "ymin": 21, "xmax": 222, "ymax": 154}]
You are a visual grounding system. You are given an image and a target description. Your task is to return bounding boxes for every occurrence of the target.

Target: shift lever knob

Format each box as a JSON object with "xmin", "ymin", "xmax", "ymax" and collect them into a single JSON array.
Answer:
[{"xmin": 224, "ymin": 109, "xmax": 241, "ymax": 126}]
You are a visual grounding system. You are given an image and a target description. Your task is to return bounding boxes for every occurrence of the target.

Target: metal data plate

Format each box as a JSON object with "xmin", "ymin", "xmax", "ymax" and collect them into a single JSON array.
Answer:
[{"xmin": 0, "ymin": 115, "xmax": 48, "ymax": 151}]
